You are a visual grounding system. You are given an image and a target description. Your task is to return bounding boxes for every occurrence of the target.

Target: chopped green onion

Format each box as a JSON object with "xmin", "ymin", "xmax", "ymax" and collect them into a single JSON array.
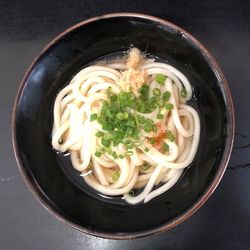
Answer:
[
  {"xmin": 144, "ymin": 127, "xmax": 152, "ymax": 133},
  {"xmin": 96, "ymin": 131, "xmax": 104, "ymax": 137},
  {"xmin": 141, "ymin": 163, "xmax": 151, "ymax": 171},
  {"xmin": 162, "ymin": 91, "xmax": 171, "ymax": 101},
  {"xmin": 110, "ymin": 95, "xmax": 117, "ymax": 102},
  {"xmin": 111, "ymin": 151, "xmax": 118, "ymax": 159},
  {"xmin": 144, "ymin": 147, "xmax": 149, "ymax": 152},
  {"xmin": 163, "ymin": 143, "xmax": 169, "ymax": 152},
  {"xmin": 125, "ymin": 127, "xmax": 133, "ymax": 136},
  {"xmin": 132, "ymin": 129, "xmax": 140, "ymax": 139},
  {"xmin": 134, "ymin": 141, "xmax": 142, "ymax": 146},
  {"xmin": 133, "ymin": 112, "xmax": 139, "ymax": 126},
  {"xmin": 102, "ymin": 122, "xmax": 108, "ymax": 130},
  {"xmin": 124, "ymin": 139, "xmax": 132, "ymax": 145},
  {"xmin": 157, "ymin": 99, "xmax": 165, "ymax": 108},
  {"xmin": 94, "ymin": 85, "xmax": 168, "ymax": 151},
  {"xmin": 149, "ymin": 96, "xmax": 158, "ymax": 109},
  {"xmin": 153, "ymin": 124, "xmax": 157, "ymax": 132},
  {"xmin": 100, "ymin": 147, "xmax": 106, "ymax": 153},
  {"xmin": 124, "ymin": 112, "xmax": 129, "ymax": 119},
  {"xmin": 167, "ymin": 131, "xmax": 175, "ymax": 142},
  {"xmin": 143, "ymin": 119, "xmax": 155, "ymax": 132},
  {"xmin": 88, "ymin": 161, "xmax": 93, "ymax": 169},
  {"xmin": 159, "ymin": 108, "xmax": 167, "ymax": 116},
  {"xmin": 107, "ymin": 86, "xmax": 112, "ymax": 96},
  {"xmin": 165, "ymin": 103, "xmax": 174, "ymax": 110},
  {"xmin": 138, "ymin": 115, "xmax": 146, "ymax": 124},
  {"xmin": 126, "ymin": 119, "xmax": 135, "ymax": 127},
  {"xmin": 105, "ymin": 147, "xmax": 112, "ymax": 154},
  {"xmin": 113, "ymin": 140, "xmax": 119, "ymax": 147},
  {"xmin": 153, "ymin": 88, "xmax": 161, "ymax": 96},
  {"xmin": 95, "ymin": 151, "xmax": 102, "ymax": 157},
  {"xmin": 119, "ymin": 154, "xmax": 124, "ymax": 159},
  {"xmin": 155, "ymin": 74, "xmax": 166, "ymax": 85},
  {"xmin": 149, "ymin": 138, "xmax": 155, "ymax": 144},
  {"xmin": 181, "ymin": 88, "xmax": 187, "ymax": 98},
  {"xmin": 126, "ymin": 143, "xmax": 134, "ymax": 149},
  {"xmin": 106, "ymin": 109, "xmax": 113, "ymax": 118},
  {"xmin": 157, "ymin": 113, "xmax": 164, "ymax": 119},
  {"xmin": 137, "ymin": 99, "xmax": 146, "ymax": 113},
  {"xmin": 126, "ymin": 151, "xmax": 133, "ymax": 156},
  {"xmin": 101, "ymin": 138, "xmax": 111, "ymax": 147},
  {"xmin": 139, "ymin": 85, "xmax": 150, "ymax": 98},
  {"xmin": 90, "ymin": 113, "xmax": 97, "ymax": 121},
  {"xmin": 128, "ymin": 190, "xmax": 135, "ymax": 196},
  {"xmin": 116, "ymin": 112, "xmax": 125, "ymax": 120},
  {"xmin": 104, "ymin": 133, "xmax": 113, "ymax": 140},
  {"xmin": 112, "ymin": 170, "xmax": 120, "ymax": 182},
  {"xmin": 145, "ymin": 118, "xmax": 154, "ymax": 126}
]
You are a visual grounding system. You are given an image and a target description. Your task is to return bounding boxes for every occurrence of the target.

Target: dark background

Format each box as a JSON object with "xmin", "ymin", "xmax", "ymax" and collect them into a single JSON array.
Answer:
[{"xmin": 0, "ymin": 0, "xmax": 249, "ymax": 249}]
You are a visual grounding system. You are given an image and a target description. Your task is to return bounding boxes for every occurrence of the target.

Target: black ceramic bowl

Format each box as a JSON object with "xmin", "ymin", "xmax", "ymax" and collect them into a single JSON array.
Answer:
[{"xmin": 12, "ymin": 13, "xmax": 234, "ymax": 239}]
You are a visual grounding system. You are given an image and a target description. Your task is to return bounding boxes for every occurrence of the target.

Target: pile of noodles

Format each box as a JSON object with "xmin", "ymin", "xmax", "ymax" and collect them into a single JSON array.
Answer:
[{"xmin": 52, "ymin": 49, "xmax": 200, "ymax": 204}]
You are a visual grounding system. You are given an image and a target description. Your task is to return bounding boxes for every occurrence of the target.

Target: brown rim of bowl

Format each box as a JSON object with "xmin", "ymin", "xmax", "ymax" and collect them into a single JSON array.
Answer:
[{"xmin": 12, "ymin": 13, "xmax": 235, "ymax": 240}]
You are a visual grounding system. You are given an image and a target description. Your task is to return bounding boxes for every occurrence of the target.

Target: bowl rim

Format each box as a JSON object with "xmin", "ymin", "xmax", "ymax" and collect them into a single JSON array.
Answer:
[{"xmin": 12, "ymin": 12, "xmax": 235, "ymax": 240}]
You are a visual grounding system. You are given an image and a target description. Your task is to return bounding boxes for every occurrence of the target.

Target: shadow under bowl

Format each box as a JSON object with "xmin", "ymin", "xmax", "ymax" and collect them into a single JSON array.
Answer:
[{"xmin": 12, "ymin": 13, "xmax": 234, "ymax": 239}]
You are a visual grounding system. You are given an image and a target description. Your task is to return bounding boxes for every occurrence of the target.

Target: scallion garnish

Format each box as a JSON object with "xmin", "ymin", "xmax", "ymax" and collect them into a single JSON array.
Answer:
[
  {"xmin": 163, "ymin": 143, "xmax": 169, "ymax": 152},
  {"xmin": 165, "ymin": 103, "xmax": 174, "ymax": 110},
  {"xmin": 157, "ymin": 99, "xmax": 165, "ymax": 108},
  {"xmin": 93, "ymin": 85, "xmax": 173, "ymax": 151},
  {"xmin": 157, "ymin": 113, "xmax": 164, "ymax": 119},
  {"xmin": 149, "ymin": 96, "xmax": 158, "ymax": 109},
  {"xmin": 139, "ymin": 85, "xmax": 150, "ymax": 98},
  {"xmin": 96, "ymin": 131, "xmax": 104, "ymax": 137},
  {"xmin": 167, "ymin": 131, "xmax": 175, "ymax": 142},
  {"xmin": 107, "ymin": 86, "xmax": 112, "ymax": 96},
  {"xmin": 101, "ymin": 138, "xmax": 111, "ymax": 147},
  {"xmin": 134, "ymin": 141, "xmax": 142, "ymax": 146},
  {"xmin": 116, "ymin": 112, "xmax": 125, "ymax": 120},
  {"xmin": 155, "ymin": 74, "xmax": 167, "ymax": 85},
  {"xmin": 181, "ymin": 88, "xmax": 187, "ymax": 98},
  {"xmin": 162, "ymin": 91, "xmax": 171, "ymax": 101},
  {"xmin": 112, "ymin": 170, "xmax": 120, "ymax": 182},
  {"xmin": 119, "ymin": 154, "xmax": 124, "ymax": 159},
  {"xmin": 153, "ymin": 88, "xmax": 161, "ymax": 96},
  {"xmin": 153, "ymin": 125, "xmax": 157, "ymax": 132},
  {"xmin": 95, "ymin": 151, "xmax": 102, "ymax": 157},
  {"xmin": 149, "ymin": 138, "xmax": 155, "ymax": 144},
  {"xmin": 124, "ymin": 112, "xmax": 129, "ymax": 119},
  {"xmin": 141, "ymin": 163, "xmax": 151, "ymax": 171},
  {"xmin": 126, "ymin": 151, "xmax": 133, "ymax": 156},
  {"xmin": 128, "ymin": 190, "xmax": 135, "ymax": 196},
  {"xmin": 90, "ymin": 113, "xmax": 97, "ymax": 121},
  {"xmin": 111, "ymin": 151, "xmax": 118, "ymax": 159}
]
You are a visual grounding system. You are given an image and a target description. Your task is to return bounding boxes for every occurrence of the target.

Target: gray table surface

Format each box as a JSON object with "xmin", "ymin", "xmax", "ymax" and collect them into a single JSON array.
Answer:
[{"xmin": 1, "ymin": 1, "xmax": 249, "ymax": 249}]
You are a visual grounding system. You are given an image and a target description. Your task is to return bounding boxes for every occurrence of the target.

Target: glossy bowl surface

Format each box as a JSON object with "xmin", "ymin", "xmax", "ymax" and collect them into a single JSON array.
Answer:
[{"xmin": 12, "ymin": 13, "xmax": 234, "ymax": 239}]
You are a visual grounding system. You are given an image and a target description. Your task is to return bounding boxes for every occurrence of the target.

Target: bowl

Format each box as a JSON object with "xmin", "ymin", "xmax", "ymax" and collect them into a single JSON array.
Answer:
[{"xmin": 12, "ymin": 13, "xmax": 235, "ymax": 239}]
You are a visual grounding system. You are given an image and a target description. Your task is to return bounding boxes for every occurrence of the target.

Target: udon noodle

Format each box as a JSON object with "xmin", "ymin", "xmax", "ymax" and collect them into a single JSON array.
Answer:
[{"xmin": 52, "ymin": 48, "xmax": 200, "ymax": 204}]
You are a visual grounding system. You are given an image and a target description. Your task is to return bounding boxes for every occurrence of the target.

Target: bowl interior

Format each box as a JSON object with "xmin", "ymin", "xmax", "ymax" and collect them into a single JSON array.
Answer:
[{"xmin": 14, "ymin": 15, "xmax": 230, "ymax": 237}]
